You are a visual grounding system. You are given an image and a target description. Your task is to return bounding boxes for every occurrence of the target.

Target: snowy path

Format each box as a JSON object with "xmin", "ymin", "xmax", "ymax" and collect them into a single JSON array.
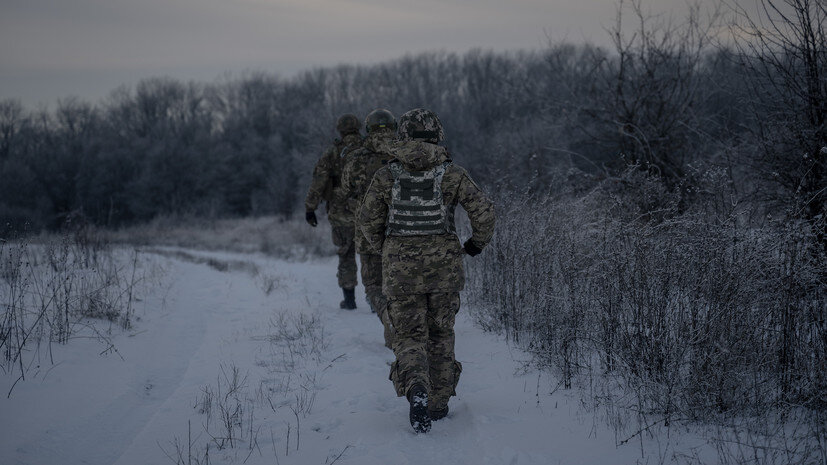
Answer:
[{"xmin": 1, "ymin": 249, "xmax": 696, "ymax": 465}]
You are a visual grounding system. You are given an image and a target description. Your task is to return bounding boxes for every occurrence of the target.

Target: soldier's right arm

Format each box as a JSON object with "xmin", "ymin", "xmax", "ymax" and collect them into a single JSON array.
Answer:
[
  {"xmin": 356, "ymin": 169, "xmax": 392, "ymax": 254},
  {"xmin": 304, "ymin": 146, "xmax": 336, "ymax": 212}
]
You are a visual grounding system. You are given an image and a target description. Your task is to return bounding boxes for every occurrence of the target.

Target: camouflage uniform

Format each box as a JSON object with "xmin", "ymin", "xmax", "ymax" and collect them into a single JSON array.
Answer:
[
  {"xmin": 340, "ymin": 130, "xmax": 396, "ymax": 347},
  {"xmin": 357, "ymin": 137, "xmax": 496, "ymax": 413},
  {"xmin": 305, "ymin": 132, "xmax": 362, "ymax": 290}
]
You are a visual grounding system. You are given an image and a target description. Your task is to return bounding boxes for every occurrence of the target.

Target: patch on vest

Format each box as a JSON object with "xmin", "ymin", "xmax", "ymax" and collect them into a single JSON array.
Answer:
[{"xmin": 387, "ymin": 162, "xmax": 456, "ymax": 236}]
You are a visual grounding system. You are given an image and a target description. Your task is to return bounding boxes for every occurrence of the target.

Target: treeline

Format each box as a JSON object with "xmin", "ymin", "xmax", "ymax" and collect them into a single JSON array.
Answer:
[
  {"xmin": 0, "ymin": 53, "xmax": 529, "ymax": 230},
  {"xmin": 1, "ymin": 4, "xmax": 822, "ymax": 237},
  {"xmin": 1, "ymin": 74, "xmax": 318, "ymax": 230},
  {"xmin": 0, "ymin": 45, "xmax": 730, "ymax": 230}
]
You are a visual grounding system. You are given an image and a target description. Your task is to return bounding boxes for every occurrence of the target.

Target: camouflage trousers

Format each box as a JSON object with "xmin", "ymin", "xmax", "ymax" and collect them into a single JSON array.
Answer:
[
  {"xmin": 331, "ymin": 225, "xmax": 357, "ymax": 289},
  {"xmin": 360, "ymin": 253, "xmax": 394, "ymax": 349},
  {"xmin": 387, "ymin": 292, "xmax": 462, "ymax": 410}
]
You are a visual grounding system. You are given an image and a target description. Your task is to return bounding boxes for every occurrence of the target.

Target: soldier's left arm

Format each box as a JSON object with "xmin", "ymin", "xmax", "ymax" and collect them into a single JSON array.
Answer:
[
  {"xmin": 456, "ymin": 169, "xmax": 496, "ymax": 249},
  {"xmin": 305, "ymin": 146, "xmax": 336, "ymax": 212}
]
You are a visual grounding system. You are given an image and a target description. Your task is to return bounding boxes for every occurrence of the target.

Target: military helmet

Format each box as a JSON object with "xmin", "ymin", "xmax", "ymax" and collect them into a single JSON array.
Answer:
[
  {"xmin": 397, "ymin": 108, "xmax": 444, "ymax": 142},
  {"xmin": 365, "ymin": 109, "xmax": 397, "ymax": 134},
  {"xmin": 336, "ymin": 113, "xmax": 361, "ymax": 135}
]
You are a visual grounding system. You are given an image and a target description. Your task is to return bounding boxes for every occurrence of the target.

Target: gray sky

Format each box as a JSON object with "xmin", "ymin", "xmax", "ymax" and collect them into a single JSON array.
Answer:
[{"xmin": 1, "ymin": 0, "xmax": 709, "ymax": 107}]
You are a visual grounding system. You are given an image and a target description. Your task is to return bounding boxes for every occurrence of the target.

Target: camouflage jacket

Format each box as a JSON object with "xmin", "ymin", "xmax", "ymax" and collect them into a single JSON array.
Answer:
[
  {"xmin": 339, "ymin": 131, "xmax": 396, "ymax": 254},
  {"xmin": 357, "ymin": 140, "xmax": 496, "ymax": 296},
  {"xmin": 304, "ymin": 133, "xmax": 363, "ymax": 226}
]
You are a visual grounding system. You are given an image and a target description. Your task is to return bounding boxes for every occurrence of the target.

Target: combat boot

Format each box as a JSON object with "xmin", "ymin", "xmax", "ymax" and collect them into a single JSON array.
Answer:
[
  {"xmin": 340, "ymin": 288, "xmax": 357, "ymax": 310},
  {"xmin": 407, "ymin": 384, "xmax": 431, "ymax": 433}
]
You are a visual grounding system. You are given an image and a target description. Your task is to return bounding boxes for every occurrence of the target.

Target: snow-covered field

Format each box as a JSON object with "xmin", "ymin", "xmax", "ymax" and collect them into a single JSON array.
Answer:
[{"xmin": 1, "ymin": 247, "xmax": 713, "ymax": 465}]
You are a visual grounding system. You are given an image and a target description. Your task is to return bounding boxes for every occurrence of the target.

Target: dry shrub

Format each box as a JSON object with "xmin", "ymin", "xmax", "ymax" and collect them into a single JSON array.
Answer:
[
  {"xmin": 465, "ymin": 166, "xmax": 826, "ymax": 462},
  {"xmin": 0, "ymin": 230, "xmax": 145, "ymax": 395}
]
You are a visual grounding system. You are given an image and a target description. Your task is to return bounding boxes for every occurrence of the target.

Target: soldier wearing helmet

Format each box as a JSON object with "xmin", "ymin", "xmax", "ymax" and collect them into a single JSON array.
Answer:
[
  {"xmin": 357, "ymin": 108, "xmax": 496, "ymax": 433},
  {"xmin": 339, "ymin": 109, "xmax": 398, "ymax": 348},
  {"xmin": 305, "ymin": 113, "xmax": 364, "ymax": 310}
]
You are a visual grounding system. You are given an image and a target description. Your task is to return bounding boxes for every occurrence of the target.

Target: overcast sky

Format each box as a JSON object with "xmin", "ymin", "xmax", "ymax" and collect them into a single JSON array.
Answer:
[{"xmin": 1, "ymin": 0, "xmax": 713, "ymax": 107}]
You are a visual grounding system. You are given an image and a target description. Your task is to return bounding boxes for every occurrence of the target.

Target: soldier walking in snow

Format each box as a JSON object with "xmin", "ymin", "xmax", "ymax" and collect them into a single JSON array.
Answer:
[
  {"xmin": 357, "ymin": 108, "xmax": 495, "ymax": 433},
  {"xmin": 305, "ymin": 114, "xmax": 364, "ymax": 310},
  {"xmin": 339, "ymin": 109, "xmax": 398, "ymax": 348}
]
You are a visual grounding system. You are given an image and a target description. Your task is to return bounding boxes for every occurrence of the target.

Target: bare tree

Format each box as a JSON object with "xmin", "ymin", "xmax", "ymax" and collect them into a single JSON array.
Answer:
[
  {"xmin": 0, "ymin": 99, "xmax": 25, "ymax": 161},
  {"xmin": 726, "ymin": 0, "xmax": 827, "ymax": 245},
  {"xmin": 594, "ymin": 0, "xmax": 719, "ymax": 184}
]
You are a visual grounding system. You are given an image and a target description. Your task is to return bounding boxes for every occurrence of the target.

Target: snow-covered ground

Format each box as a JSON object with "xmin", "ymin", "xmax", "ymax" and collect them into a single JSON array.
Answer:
[{"xmin": 1, "ymin": 248, "xmax": 713, "ymax": 465}]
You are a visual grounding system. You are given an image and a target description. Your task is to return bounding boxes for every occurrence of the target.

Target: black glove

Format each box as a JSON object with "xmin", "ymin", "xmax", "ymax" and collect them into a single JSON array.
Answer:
[
  {"xmin": 305, "ymin": 211, "xmax": 318, "ymax": 227},
  {"xmin": 463, "ymin": 239, "xmax": 482, "ymax": 257}
]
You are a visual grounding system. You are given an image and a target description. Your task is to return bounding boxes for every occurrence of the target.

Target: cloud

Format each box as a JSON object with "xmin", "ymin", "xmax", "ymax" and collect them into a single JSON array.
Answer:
[
  {"xmin": 2, "ymin": 0, "xmax": 612, "ymax": 70},
  {"xmin": 0, "ymin": 0, "xmax": 716, "ymax": 105}
]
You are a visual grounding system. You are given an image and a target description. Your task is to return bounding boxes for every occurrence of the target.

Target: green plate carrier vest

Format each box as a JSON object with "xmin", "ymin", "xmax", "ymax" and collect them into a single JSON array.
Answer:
[{"xmin": 386, "ymin": 161, "xmax": 456, "ymax": 236}]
